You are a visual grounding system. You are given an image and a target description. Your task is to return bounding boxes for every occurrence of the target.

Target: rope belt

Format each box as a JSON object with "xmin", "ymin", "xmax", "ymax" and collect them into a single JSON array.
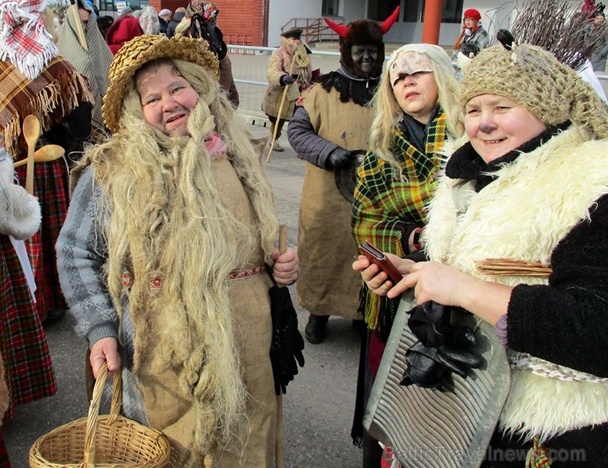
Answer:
[{"xmin": 121, "ymin": 265, "xmax": 267, "ymax": 289}]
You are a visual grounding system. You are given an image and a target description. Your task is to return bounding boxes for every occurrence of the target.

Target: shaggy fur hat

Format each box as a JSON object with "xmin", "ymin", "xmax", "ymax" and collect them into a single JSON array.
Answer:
[
  {"xmin": 325, "ymin": 6, "xmax": 399, "ymax": 78},
  {"xmin": 102, "ymin": 35, "xmax": 218, "ymax": 132},
  {"xmin": 460, "ymin": 43, "xmax": 608, "ymax": 139}
]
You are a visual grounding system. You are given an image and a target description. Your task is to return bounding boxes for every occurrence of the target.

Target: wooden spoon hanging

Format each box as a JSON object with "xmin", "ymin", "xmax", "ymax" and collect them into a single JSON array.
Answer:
[
  {"xmin": 22, "ymin": 115, "xmax": 41, "ymax": 195},
  {"xmin": 13, "ymin": 145, "xmax": 65, "ymax": 168}
]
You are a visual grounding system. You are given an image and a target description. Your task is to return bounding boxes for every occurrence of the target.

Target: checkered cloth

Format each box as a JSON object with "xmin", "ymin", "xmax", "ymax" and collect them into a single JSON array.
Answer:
[
  {"xmin": 0, "ymin": 0, "xmax": 59, "ymax": 80},
  {"xmin": 0, "ymin": 56, "xmax": 94, "ymax": 158},
  {"xmin": 0, "ymin": 234, "xmax": 57, "ymax": 419},
  {"xmin": 352, "ymin": 112, "xmax": 447, "ymax": 337}
]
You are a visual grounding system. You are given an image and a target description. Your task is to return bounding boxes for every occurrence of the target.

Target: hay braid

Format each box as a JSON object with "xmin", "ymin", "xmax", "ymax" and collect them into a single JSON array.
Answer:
[{"xmin": 173, "ymin": 59, "xmax": 278, "ymax": 263}]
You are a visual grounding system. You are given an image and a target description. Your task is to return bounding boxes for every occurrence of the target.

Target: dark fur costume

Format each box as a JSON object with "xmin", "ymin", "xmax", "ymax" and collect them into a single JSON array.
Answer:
[{"xmin": 317, "ymin": 71, "xmax": 380, "ymax": 106}]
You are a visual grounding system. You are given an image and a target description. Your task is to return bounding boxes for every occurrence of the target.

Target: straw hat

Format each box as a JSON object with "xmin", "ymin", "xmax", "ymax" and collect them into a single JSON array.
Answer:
[{"xmin": 102, "ymin": 35, "xmax": 219, "ymax": 132}]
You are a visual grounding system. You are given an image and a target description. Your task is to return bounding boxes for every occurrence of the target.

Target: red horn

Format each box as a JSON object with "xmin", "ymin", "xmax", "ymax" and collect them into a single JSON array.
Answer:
[
  {"xmin": 324, "ymin": 17, "xmax": 350, "ymax": 38},
  {"xmin": 379, "ymin": 6, "xmax": 400, "ymax": 34}
]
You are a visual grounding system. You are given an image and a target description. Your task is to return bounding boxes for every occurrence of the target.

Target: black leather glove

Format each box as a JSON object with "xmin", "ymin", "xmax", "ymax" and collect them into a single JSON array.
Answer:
[
  {"xmin": 279, "ymin": 74, "xmax": 295, "ymax": 86},
  {"xmin": 269, "ymin": 285, "xmax": 305, "ymax": 395},
  {"xmin": 407, "ymin": 301, "xmax": 451, "ymax": 348},
  {"xmin": 400, "ymin": 302, "xmax": 483, "ymax": 390},
  {"xmin": 325, "ymin": 147, "xmax": 352, "ymax": 169}
]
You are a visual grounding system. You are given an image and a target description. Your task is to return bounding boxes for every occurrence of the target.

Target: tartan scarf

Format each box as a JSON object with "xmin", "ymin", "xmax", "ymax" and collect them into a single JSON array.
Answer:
[
  {"xmin": 0, "ymin": 56, "xmax": 94, "ymax": 158},
  {"xmin": 352, "ymin": 112, "xmax": 447, "ymax": 339},
  {"xmin": 0, "ymin": 0, "xmax": 59, "ymax": 79}
]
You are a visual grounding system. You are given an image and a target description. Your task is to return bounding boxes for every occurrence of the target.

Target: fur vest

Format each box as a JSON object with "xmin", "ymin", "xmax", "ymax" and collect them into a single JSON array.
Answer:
[{"xmin": 425, "ymin": 126, "xmax": 608, "ymax": 441}]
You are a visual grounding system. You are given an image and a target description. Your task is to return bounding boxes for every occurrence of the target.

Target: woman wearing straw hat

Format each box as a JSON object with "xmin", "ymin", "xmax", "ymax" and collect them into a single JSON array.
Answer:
[
  {"xmin": 355, "ymin": 40, "xmax": 608, "ymax": 465},
  {"xmin": 57, "ymin": 35, "xmax": 299, "ymax": 467}
]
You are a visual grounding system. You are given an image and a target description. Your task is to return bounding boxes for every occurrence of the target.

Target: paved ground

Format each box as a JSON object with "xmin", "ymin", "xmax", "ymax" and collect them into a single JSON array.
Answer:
[{"xmin": 4, "ymin": 127, "xmax": 365, "ymax": 468}]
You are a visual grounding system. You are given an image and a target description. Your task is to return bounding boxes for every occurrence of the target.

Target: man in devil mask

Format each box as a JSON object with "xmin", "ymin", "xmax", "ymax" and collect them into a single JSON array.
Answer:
[{"xmin": 287, "ymin": 8, "xmax": 399, "ymax": 345}]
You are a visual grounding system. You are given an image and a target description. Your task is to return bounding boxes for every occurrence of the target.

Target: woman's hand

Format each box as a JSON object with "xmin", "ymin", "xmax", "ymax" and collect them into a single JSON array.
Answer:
[
  {"xmin": 398, "ymin": 261, "xmax": 471, "ymax": 305},
  {"xmin": 271, "ymin": 247, "xmax": 299, "ymax": 286},
  {"xmin": 399, "ymin": 261, "xmax": 512, "ymax": 325},
  {"xmin": 352, "ymin": 252, "xmax": 415, "ymax": 296},
  {"xmin": 89, "ymin": 337, "xmax": 121, "ymax": 379}
]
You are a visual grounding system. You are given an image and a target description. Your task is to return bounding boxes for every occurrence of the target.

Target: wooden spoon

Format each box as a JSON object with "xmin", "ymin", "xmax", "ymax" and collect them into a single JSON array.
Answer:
[
  {"xmin": 13, "ymin": 145, "xmax": 65, "ymax": 168},
  {"xmin": 22, "ymin": 115, "xmax": 40, "ymax": 195}
]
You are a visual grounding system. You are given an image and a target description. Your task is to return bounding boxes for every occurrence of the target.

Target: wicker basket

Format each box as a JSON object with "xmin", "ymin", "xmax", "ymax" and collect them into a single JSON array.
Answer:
[{"xmin": 29, "ymin": 362, "xmax": 171, "ymax": 467}]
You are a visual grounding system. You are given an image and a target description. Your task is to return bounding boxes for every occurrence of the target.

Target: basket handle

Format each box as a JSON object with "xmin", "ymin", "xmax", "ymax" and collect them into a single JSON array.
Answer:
[{"xmin": 82, "ymin": 362, "xmax": 123, "ymax": 467}]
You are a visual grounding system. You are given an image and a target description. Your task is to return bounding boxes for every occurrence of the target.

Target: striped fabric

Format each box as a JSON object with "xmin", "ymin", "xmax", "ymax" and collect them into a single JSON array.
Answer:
[
  {"xmin": 352, "ymin": 112, "xmax": 448, "ymax": 337},
  {"xmin": 0, "ymin": 235, "xmax": 56, "ymax": 419}
]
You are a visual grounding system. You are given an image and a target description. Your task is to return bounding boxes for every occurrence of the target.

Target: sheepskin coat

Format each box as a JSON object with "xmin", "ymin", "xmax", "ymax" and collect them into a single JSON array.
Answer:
[{"xmin": 425, "ymin": 125, "xmax": 608, "ymax": 450}]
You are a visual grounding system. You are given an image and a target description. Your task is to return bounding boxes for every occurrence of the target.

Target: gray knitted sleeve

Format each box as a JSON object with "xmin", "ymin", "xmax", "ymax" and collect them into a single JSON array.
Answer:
[{"xmin": 56, "ymin": 167, "xmax": 118, "ymax": 347}]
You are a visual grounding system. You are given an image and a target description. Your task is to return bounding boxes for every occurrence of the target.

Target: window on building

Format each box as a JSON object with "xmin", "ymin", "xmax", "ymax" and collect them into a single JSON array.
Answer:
[
  {"xmin": 322, "ymin": 0, "xmax": 339, "ymax": 17},
  {"xmin": 368, "ymin": 0, "xmax": 401, "ymax": 21},
  {"xmin": 98, "ymin": 0, "xmax": 149, "ymax": 12},
  {"xmin": 441, "ymin": 0, "xmax": 465, "ymax": 23},
  {"xmin": 370, "ymin": 0, "xmax": 463, "ymax": 23}
]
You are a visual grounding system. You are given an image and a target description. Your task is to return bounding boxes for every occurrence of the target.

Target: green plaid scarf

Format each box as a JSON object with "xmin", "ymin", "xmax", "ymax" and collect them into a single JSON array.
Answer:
[{"xmin": 352, "ymin": 112, "xmax": 447, "ymax": 338}]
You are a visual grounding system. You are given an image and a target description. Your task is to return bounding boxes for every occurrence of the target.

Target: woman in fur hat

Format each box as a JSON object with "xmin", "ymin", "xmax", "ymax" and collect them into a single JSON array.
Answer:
[
  {"xmin": 351, "ymin": 43, "xmax": 463, "ymax": 467},
  {"xmin": 355, "ymin": 41, "xmax": 608, "ymax": 465},
  {"xmin": 56, "ymin": 35, "xmax": 299, "ymax": 467},
  {"xmin": 287, "ymin": 8, "xmax": 399, "ymax": 345}
]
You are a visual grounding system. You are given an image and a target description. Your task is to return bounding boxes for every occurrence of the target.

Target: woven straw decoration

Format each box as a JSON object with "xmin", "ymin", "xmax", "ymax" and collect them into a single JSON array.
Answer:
[{"xmin": 29, "ymin": 362, "xmax": 171, "ymax": 467}]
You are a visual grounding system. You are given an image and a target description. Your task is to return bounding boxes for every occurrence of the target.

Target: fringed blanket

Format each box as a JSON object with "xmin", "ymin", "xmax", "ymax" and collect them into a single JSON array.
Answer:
[{"xmin": 0, "ymin": 56, "xmax": 94, "ymax": 158}]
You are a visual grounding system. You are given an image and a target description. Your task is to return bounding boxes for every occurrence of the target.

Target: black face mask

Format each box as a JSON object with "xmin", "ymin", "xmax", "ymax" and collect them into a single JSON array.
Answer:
[{"xmin": 342, "ymin": 43, "xmax": 384, "ymax": 78}]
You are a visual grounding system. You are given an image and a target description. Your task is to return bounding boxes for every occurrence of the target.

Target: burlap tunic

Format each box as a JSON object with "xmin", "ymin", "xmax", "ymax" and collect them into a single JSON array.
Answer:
[
  {"xmin": 135, "ymin": 156, "xmax": 278, "ymax": 467},
  {"xmin": 297, "ymin": 87, "xmax": 376, "ymax": 319}
]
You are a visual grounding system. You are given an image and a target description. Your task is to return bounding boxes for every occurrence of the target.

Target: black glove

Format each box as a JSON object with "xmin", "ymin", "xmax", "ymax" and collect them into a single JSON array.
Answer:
[
  {"xmin": 269, "ymin": 285, "xmax": 305, "ymax": 395},
  {"xmin": 407, "ymin": 301, "xmax": 451, "ymax": 348},
  {"xmin": 400, "ymin": 302, "xmax": 483, "ymax": 390},
  {"xmin": 279, "ymin": 74, "xmax": 295, "ymax": 86},
  {"xmin": 325, "ymin": 147, "xmax": 352, "ymax": 169}
]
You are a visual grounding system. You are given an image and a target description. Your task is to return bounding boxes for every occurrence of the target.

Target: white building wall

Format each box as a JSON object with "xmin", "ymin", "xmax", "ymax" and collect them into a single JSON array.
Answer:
[
  {"xmin": 267, "ymin": 0, "xmax": 322, "ymax": 47},
  {"xmin": 266, "ymin": 0, "xmax": 580, "ymax": 48}
]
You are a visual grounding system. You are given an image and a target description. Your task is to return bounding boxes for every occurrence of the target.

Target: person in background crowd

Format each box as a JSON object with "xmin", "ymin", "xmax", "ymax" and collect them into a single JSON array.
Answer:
[
  {"xmin": 167, "ymin": 6, "xmax": 186, "ymax": 38},
  {"xmin": 158, "ymin": 8, "xmax": 171, "ymax": 35},
  {"xmin": 263, "ymin": 27, "xmax": 313, "ymax": 152},
  {"xmin": 452, "ymin": 9, "xmax": 489, "ymax": 59},
  {"xmin": 139, "ymin": 5, "xmax": 160, "ymax": 35},
  {"xmin": 355, "ymin": 40, "xmax": 608, "ymax": 467},
  {"xmin": 588, "ymin": 12, "xmax": 608, "ymax": 72},
  {"xmin": 105, "ymin": 7, "xmax": 143, "ymax": 54},
  {"xmin": 57, "ymin": 0, "xmax": 113, "ymax": 126},
  {"xmin": 57, "ymin": 35, "xmax": 299, "ymax": 467},
  {"xmin": 176, "ymin": 1, "xmax": 240, "ymax": 107},
  {"xmin": 287, "ymin": 8, "xmax": 398, "ymax": 344},
  {"xmin": 351, "ymin": 43, "xmax": 463, "ymax": 467},
  {"xmin": 0, "ymin": 0, "xmax": 93, "ymax": 324},
  {"xmin": 97, "ymin": 15, "xmax": 114, "ymax": 39}
]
